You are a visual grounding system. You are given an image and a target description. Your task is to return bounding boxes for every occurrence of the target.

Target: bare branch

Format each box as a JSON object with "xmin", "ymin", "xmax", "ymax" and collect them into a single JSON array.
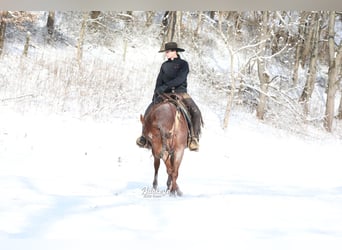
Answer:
[{"xmin": 1, "ymin": 94, "xmax": 36, "ymax": 102}]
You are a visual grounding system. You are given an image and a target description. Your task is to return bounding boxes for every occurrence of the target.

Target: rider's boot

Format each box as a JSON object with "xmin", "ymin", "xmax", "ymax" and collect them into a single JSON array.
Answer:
[{"xmin": 189, "ymin": 137, "xmax": 199, "ymax": 151}]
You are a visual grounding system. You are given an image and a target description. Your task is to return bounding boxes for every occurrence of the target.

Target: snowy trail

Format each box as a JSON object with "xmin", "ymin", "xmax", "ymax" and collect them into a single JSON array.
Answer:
[{"xmin": 1, "ymin": 107, "xmax": 342, "ymax": 249}]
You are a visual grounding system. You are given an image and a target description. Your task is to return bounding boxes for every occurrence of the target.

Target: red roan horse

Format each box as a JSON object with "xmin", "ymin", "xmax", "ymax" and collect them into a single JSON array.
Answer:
[{"xmin": 140, "ymin": 95, "xmax": 189, "ymax": 196}]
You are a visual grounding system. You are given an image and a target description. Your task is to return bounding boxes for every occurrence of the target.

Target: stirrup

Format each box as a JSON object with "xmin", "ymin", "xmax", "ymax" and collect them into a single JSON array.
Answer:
[{"xmin": 189, "ymin": 137, "xmax": 199, "ymax": 151}]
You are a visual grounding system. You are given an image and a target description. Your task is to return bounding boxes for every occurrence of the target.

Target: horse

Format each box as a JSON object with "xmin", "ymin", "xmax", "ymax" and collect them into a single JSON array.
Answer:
[{"xmin": 140, "ymin": 95, "xmax": 189, "ymax": 196}]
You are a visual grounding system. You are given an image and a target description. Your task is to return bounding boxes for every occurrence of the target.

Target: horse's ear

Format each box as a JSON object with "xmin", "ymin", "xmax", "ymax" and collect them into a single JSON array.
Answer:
[{"xmin": 140, "ymin": 114, "xmax": 144, "ymax": 124}]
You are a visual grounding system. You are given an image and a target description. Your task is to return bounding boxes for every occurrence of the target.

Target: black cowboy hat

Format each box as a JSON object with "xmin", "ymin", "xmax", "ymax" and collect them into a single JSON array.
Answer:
[{"xmin": 158, "ymin": 42, "xmax": 185, "ymax": 53}]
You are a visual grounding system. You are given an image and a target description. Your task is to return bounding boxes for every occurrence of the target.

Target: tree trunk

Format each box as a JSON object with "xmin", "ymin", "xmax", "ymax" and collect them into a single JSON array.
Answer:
[
  {"xmin": 0, "ymin": 11, "xmax": 8, "ymax": 56},
  {"xmin": 175, "ymin": 11, "xmax": 182, "ymax": 41},
  {"xmin": 167, "ymin": 11, "xmax": 176, "ymax": 41},
  {"xmin": 77, "ymin": 12, "xmax": 88, "ymax": 64},
  {"xmin": 324, "ymin": 11, "xmax": 337, "ymax": 131},
  {"xmin": 292, "ymin": 41, "xmax": 302, "ymax": 86},
  {"xmin": 161, "ymin": 11, "xmax": 182, "ymax": 50},
  {"xmin": 195, "ymin": 11, "xmax": 203, "ymax": 37},
  {"xmin": 46, "ymin": 11, "xmax": 55, "ymax": 35},
  {"xmin": 209, "ymin": 11, "xmax": 216, "ymax": 20},
  {"xmin": 235, "ymin": 12, "xmax": 242, "ymax": 35},
  {"xmin": 301, "ymin": 12, "xmax": 315, "ymax": 68},
  {"xmin": 324, "ymin": 12, "xmax": 342, "ymax": 131},
  {"xmin": 338, "ymin": 39, "xmax": 342, "ymax": 120},
  {"xmin": 162, "ymin": 11, "xmax": 169, "ymax": 27},
  {"xmin": 292, "ymin": 11, "xmax": 309, "ymax": 86},
  {"xmin": 223, "ymin": 46, "xmax": 235, "ymax": 128},
  {"xmin": 22, "ymin": 32, "xmax": 30, "ymax": 56},
  {"xmin": 145, "ymin": 11, "xmax": 155, "ymax": 27},
  {"xmin": 299, "ymin": 12, "xmax": 320, "ymax": 115},
  {"xmin": 256, "ymin": 11, "xmax": 271, "ymax": 120},
  {"xmin": 338, "ymin": 89, "xmax": 342, "ymax": 119},
  {"xmin": 218, "ymin": 11, "xmax": 223, "ymax": 33},
  {"xmin": 162, "ymin": 11, "xmax": 176, "ymax": 47}
]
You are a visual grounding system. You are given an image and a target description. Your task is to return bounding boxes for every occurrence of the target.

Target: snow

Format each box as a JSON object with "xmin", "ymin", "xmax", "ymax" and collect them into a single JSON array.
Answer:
[
  {"xmin": 1, "ymin": 11, "xmax": 342, "ymax": 249},
  {"xmin": 1, "ymin": 104, "xmax": 342, "ymax": 249}
]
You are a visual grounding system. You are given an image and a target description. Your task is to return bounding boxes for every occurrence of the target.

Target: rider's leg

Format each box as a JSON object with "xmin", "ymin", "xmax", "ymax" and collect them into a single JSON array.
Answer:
[{"xmin": 181, "ymin": 95, "xmax": 202, "ymax": 151}]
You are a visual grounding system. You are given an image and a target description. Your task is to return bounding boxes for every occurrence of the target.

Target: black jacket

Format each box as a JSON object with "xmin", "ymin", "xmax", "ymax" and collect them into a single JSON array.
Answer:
[{"xmin": 154, "ymin": 56, "xmax": 189, "ymax": 95}]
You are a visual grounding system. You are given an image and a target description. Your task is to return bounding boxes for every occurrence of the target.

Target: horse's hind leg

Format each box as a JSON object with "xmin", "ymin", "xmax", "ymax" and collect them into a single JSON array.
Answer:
[{"xmin": 153, "ymin": 156, "xmax": 160, "ymax": 189}]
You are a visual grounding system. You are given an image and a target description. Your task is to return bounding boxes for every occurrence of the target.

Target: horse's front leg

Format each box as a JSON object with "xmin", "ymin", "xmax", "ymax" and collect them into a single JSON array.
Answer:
[
  {"xmin": 166, "ymin": 174, "xmax": 172, "ymax": 191},
  {"xmin": 169, "ymin": 171, "xmax": 182, "ymax": 196},
  {"xmin": 153, "ymin": 156, "xmax": 160, "ymax": 190},
  {"xmin": 165, "ymin": 161, "xmax": 181, "ymax": 196},
  {"xmin": 169, "ymin": 150, "xmax": 184, "ymax": 196}
]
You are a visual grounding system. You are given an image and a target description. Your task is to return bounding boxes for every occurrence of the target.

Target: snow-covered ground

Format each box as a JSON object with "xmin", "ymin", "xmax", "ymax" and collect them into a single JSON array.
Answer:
[
  {"xmin": 1, "ymin": 103, "xmax": 342, "ymax": 249},
  {"xmin": 1, "ymin": 10, "xmax": 342, "ymax": 249}
]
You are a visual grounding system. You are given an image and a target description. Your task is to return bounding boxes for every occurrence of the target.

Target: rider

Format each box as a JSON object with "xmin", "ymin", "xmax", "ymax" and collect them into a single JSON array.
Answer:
[{"xmin": 136, "ymin": 42, "xmax": 203, "ymax": 151}]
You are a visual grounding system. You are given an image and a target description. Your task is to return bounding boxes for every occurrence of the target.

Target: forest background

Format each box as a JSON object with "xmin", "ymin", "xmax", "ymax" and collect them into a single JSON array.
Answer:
[{"xmin": 0, "ymin": 11, "xmax": 342, "ymax": 136}]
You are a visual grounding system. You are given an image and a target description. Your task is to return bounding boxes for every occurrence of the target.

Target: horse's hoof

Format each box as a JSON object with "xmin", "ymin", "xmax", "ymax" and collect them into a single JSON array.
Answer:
[{"xmin": 169, "ymin": 189, "xmax": 183, "ymax": 197}]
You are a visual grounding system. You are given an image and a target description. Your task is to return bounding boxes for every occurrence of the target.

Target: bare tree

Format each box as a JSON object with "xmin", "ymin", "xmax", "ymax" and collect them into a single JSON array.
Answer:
[
  {"xmin": 22, "ymin": 32, "xmax": 30, "ymax": 56},
  {"xmin": 176, "ymin": 11, "xmax": 182, "ymax": 41},
  {"xmin": 194, "ymin": 11, "xmax": 203, "ymax": 37},
  {"xmin": 145, "ymin": 11, "xmax": 155, "ymax": 27},
  {"xmin": 338, "ymin": 88, "xmax": 342, "ymax": 120},
  {"xmin": 217, "ymin": 11, "xmax": 223, "ymax": 33},
  {"xmin": 337, "ymin": 17, "xmax": 342, "ymax": 121},
  {"xmin": 223, "ymin": 45, "xmax": 236, "ymax": 129},
  {"xmin": 292, "ymin": 11, "xmax": 310, "ymax": 86},
  {"xmin": 300, "ymin": 12, "xmax": 316, "ymax": 68},
  {"xmin": 324, "ymin": 11, "xmax": 342, "ymax": 131},
  {"xmin": 46, "ymin": 11, "xmax": 55, "ymax": 35},
  {"xmin": 0, "ymin": 11, "xmax": 8, "ymax": 56},
  {"xmin": 299, "ymin": 12, "xmax": 321, "ymax": 115},
  {"xmin": 256, "ymin": 11, "xmax": 271, "ymax": 120},
  {"xmin": 77, "ymin": 12, "xmax": 88, "ymax": 64},
  {"xmin": 161, "ymin": 11, "xmax": 182, "ymax": 48}
]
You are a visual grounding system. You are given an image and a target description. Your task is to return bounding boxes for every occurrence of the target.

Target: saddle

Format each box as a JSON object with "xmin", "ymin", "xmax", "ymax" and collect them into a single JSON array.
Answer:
[{"xmin": 157, "ymin": 93, "xmax": 194, "ymax": 144}]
